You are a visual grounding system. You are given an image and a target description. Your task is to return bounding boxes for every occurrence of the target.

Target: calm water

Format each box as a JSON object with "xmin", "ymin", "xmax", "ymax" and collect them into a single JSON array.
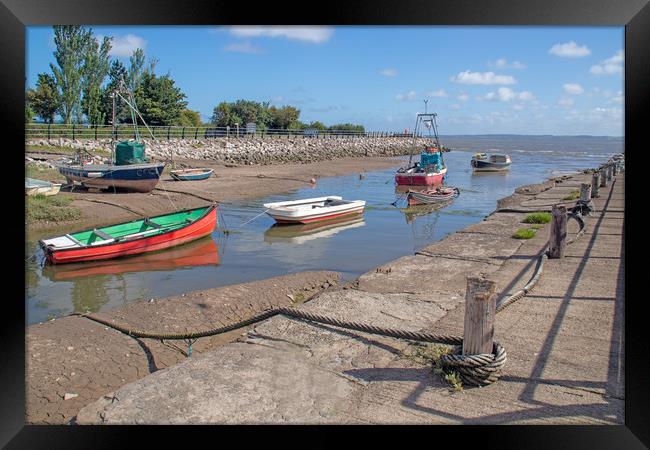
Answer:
[{"xmin": 25, "ymin": 135, "xmax": 622, "ymax": 325}]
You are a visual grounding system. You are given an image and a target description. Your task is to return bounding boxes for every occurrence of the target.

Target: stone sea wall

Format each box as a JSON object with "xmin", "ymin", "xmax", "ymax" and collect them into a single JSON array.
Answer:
[{"xmin": 27, "ymin": 137, "xmax": 432, "ymax": 165}]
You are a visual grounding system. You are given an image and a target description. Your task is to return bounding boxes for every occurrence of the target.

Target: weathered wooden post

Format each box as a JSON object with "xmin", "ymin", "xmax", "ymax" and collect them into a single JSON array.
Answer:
[
  {"xmin": 600, "ymin": 167, "xmax": 608, "ymax": 187},
  {"xmin": 607, "ymin": 164, "xmax": 613, "ymax": 182},
  {"xmin": 591, "ymin": 172, "xmax": 600, "ymax": 198},
  {"xmin": 580, "ymin": 182, "xmax": 592, "ymax": 202},
  {"xmin": 463, "ymin": 277, "xmax": 497, "ymax": 356},
  {"xmin": 613, "ymin": 161, "xmax": 619, "ymax": 175},
  {"xmin": 548, "ymin": 204, "xmax": 567, "ymax": 259}
]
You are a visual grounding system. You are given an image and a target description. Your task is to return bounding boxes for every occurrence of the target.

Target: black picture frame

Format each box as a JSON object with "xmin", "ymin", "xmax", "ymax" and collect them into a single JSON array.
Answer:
[{"xmin": 4, "ymin": 0, "xmax": 644, "ymax": 447}]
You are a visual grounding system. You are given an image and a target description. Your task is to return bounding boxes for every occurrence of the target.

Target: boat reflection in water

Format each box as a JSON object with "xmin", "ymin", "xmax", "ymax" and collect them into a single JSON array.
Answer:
[
  {"xmin": 42, "ymin": 236, "xmax": 219, "ymax": 282},
  {"xmin": 399, "ymin": 202, "xmax": 452, "ymax": 224},
  {"xmin": 264, "ymin": 215, "xmax": 366, "ymax": 245}
]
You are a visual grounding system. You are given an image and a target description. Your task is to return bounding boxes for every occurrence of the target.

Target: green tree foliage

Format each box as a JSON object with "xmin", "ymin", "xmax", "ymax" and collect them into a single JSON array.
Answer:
[
  {"xmin": 127, "ymin": 48, "xmax": 146, "ymax": 93},
  {"xmin": 176, "ymin": 109, "xmax": 202, "ymax": 127},
  {"xmin": 50, "ymin": 26, "xmax": 94, "ymax": 123},
  {"xmin": 133, "ymin": 72, "xmax": 188, "ymax": 126},
  {"xmin": 306, "ymin": 121, "xmax": 327, "ymax": 130},
  {"xmin": 26, "ymin": 73, "xmax": 60, "ymax": 123},
  {"xmin": 81, "ymin": 35, "xmax": 112, "ymax": 125},
  {"xmin": 269, "ymin": 105, "xmax": 300, "ymax": 129},
  {"xmin": 328, "ymin": 123, "xmax": 365, "ymax": 133},
  {"xmin": 100, "ymin": 60, "xmax": 129, "ymax": 125}
]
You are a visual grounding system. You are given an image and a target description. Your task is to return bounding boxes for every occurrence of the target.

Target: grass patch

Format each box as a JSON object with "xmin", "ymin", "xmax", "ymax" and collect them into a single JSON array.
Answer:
[
  {"xmin": 25, "ymin": 163, "xmax": 66, "ymax": 182},
  {"xmin": 26, "ymin": 194, "xmax": 81, "ymax": 222},
  {"xmin": 562, "ymin": 190, "xmax": 580, "ymax": 201},
  {"xmin": 402, "ymin": 343, "xmax": 464, "ymax": 392},
  {"xmin": 512, "ymin": 228, "xmax": 537, "ymax": 239},
  {"xmin": 522, "ymin": 212, "xmax": 551, "ymax": 224}
]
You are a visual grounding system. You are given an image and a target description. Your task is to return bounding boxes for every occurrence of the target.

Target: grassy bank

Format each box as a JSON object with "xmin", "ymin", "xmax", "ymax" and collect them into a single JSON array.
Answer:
[{"xmin": 26, "ymin": 194, "xmax": 81, "ymax": 222}]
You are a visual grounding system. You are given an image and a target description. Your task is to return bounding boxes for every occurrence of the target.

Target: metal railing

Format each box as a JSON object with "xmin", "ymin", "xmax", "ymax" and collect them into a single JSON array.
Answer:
[{"xmin": 25, "ymin": 123, "xmax": 420, "ymax": 140}]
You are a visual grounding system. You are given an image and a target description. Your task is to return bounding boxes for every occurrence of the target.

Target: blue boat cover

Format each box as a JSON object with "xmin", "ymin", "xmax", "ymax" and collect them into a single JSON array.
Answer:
[{"xmin": 420, "ymin": 151, "xmax": 443, "ymax": 168}]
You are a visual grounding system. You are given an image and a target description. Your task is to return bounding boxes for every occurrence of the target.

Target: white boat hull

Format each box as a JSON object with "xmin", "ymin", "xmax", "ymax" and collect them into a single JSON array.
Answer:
[{"xmin": 263, "ymin": 196, "xmax": 366, "ymax": 224}]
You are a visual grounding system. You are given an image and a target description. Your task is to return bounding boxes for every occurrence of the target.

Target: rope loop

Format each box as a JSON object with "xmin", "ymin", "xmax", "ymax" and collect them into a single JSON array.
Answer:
[{"xmin": 439, "ymin": 342, "xmax": 507, "ymax": 387}]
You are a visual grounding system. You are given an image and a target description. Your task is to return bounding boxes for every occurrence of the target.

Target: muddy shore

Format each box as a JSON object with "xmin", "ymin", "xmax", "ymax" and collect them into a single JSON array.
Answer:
[{"xmin": 26, "ymin": 155, "xmax": 402, "ymax": 238}]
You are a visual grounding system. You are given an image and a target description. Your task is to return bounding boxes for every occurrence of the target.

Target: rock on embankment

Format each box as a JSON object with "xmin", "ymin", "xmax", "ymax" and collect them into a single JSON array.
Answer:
[{"xmin": 27, "ymin": 137, "xmax": 431, "ymax": 166}]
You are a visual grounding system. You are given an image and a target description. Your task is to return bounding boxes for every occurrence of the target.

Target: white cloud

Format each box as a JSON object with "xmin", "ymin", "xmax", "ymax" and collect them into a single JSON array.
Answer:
[
  {"xmin": 450, "ymin": 71, "xmax": 516, "ymax": 85},
  {"xmin": 558, "ymin": 97, "xmax": 574, "ymax": 108},
  {"xmin": 396, "ymin": 91, "xmax": 417, "ymax": 101},
  {"xmin": 590, "ymin": 50, "xmax": 624, "ymax": 75},
  {"xmin": 549, "ymin": 41, "xmax": 591, "ymax": 58},
  {"xmin": 512, "ymin": 104, "xmax": 525, "ymax": 111},
  {"xmin": 449, "ymin": 104, "xmax": 462, "ymax": 110},
  {"xmin": 457, "ymin": 92, "xmax": 469, "ymax": 101},
  {"xmin": 229, "ymin": 26, "xmax": 334, "ymax": 44},
  {"xmin": 380, "ymin": 68, "xmax": 398, "ymax": 77},
  {"xmin": 425, "ymin": 89, "xmax": 448, "ymax": 98},
  {"xmin": 563, "ymin": 83, "xmax": 584, "ymax": 95},
  {"xmin": 102, "ymin": 34, "xmax": 147, "ymax": 57},
  {"xmin": 224, "ymin": 41, "xmax": 262, "ymax": 54},
  {"xmin": 609, "ymin": 91, "xmax": 624, "ymax": 104},
  {"xmin": 489, "ymin": 58, "xmax": 527, "ymax": 69},
  {"xmin": 480, "ymin": 87, "xmax": 535, "ymax": 102}
]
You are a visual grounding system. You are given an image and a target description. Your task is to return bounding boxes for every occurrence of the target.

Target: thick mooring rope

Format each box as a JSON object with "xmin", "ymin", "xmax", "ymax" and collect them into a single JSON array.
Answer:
[{"xmin": 73, "ymin": 197, "xmax": 588, "ymax": 387}]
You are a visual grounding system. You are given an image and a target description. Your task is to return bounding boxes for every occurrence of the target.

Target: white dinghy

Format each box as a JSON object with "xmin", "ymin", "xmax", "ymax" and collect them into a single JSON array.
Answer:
[{"xmin": 263, "ymin": 196, "xmax": 366, "ymax": 224}]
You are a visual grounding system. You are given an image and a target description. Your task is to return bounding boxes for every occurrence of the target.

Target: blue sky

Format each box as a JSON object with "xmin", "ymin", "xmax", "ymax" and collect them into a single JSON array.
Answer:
[{"xmin": 26, "ymin": 26, "xmax": 624, "ymax": 136}]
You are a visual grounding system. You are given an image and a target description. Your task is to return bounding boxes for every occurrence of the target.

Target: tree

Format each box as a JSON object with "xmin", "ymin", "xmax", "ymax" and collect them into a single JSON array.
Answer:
[
  {"xmin": 127, "ymin": 48, "xmax": 145, "ymax": 93},
  {"xmin": 329, "ymin": 123, "xmax": 365, "ymax": 133},
  {"xmin": 81, "ymin": 35, "xmax": 112, "ymax": 125},
  {"xmin": 269, "ymin": 105, "xmax": 300, "ymax": 129},
  {"xmin": 27, "ymin": 73, "xmax": 60, "ymax": 123},
  {"xmin": 100, "ymin": 60, "xmax": 129, "ymax": 125},
  {"xmin": 176, "ymin": 109, "xmax": 202, "ymax": 127},
  {"xmin": 50, "ymin": 26, "xmax": 94, "ymax": 123},
  {"xmin": 133, "ymin": 72, "xmax": 188, "ymax": 126}
]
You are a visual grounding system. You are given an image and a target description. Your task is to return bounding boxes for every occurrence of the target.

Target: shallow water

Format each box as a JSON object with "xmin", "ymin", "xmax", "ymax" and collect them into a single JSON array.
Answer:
[{"xmin": 25, "ymin": 137, "xmax": 621, "ymax": 325}]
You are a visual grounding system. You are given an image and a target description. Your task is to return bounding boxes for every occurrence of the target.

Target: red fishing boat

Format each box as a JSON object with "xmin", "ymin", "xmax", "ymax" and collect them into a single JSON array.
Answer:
[
  {"xmin": 39, "ymin": 204, "xmax": 218, "ymax": 264},
  {"xmin": 395, "ymin": 111, "xmax": 448, "ymax": 186}
]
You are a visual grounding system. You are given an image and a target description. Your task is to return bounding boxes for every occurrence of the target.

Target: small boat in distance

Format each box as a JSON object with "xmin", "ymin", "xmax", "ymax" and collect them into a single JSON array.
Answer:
[
  {"xmin": 40, "ymin": 204, "xmax": 218, "ymax": 264},
  {"xmin": 25, "ymin": 177, "xmax": 62, "ymax": 196},
  {"xmin": 170, "ymin": 168, "xmax": 214, "ymax": 181},
  {"xmin": 263, "ymin": 196, "xmax": 365, "ymax": 224},
  {"xmin": 407, "ymin": 186, "xmax": 459, "ymax": 206},
  {"xmin": 471, "ymin": 153, "xmax": 512, "ymax": 172}
]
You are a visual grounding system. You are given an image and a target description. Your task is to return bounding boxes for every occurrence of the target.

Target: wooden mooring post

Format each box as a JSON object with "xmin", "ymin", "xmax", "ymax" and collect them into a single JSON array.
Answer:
[
  {"xmin": 606, "ymin": 164, "xmax": 614, "ymax": 182},
  {"xmin": 463, "ymin": 277, "xmax": 497, "ymax": 356},
  {"xmin": 580, "ymin": 182, "xmax": 592, "ymax": 202},
  {"xmin": 548, "ymin": 204, "xmax": 567, "ymax": 259},
  {"xmin": 600, "ymin": 167, "xmax": 608, "ymax": 187},
  {"xmin": 591, "ymin": 172, "xmax": 600, "ymax": 198}
]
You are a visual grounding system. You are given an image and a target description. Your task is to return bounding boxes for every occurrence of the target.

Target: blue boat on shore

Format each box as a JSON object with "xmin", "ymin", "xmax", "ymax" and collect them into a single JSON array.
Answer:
[
  {"xmin": 58, "ymin": 161, "xmax": 166, "ymax": 192},
  {"xmin": 170, "ymin": 168, "xmax": 214, "ymax": 181}
]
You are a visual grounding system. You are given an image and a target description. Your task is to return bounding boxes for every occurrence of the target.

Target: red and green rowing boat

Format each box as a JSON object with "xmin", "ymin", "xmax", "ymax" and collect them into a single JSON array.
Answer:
[{"xmin": 40, "ymin": 204, "xmax": 218, "ymax": 264}]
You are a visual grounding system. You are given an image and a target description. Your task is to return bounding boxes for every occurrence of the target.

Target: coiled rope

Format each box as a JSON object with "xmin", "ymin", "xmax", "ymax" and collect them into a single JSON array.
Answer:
[{"xmin": 72, "ymin": 202, "xmax": 587, "ymax": 387}]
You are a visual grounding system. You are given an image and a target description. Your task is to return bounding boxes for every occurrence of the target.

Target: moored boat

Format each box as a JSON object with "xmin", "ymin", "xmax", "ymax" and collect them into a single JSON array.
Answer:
[
  {"xmin": 263, "ymin": 196, "xmax": 365, "ymax": 224},
  {"xmin": 470, "ymin": 153, "xmax": 512, "ymax": 172},
  {"xmin": 407, "ymin": 186, "xmax": 459, "ymax": 206},
  {"xmin": 25, "ymin": 177, "xmax": 62, "ymax": 196},
  {"xmin": 39, "ymin": 204, "xmax": 218, "ymax": 264},
  {"xmin": 42, "ymin": 236, "xmax": 219, "ymax": 281},
  {"xmin": 170, "ymin": 168, "xmax": 214, "ymax": 181},
  {"xmin": 57, "ymin": 81, "xmax": 165, "ymax": 192},
  {"xmin": 395, "ymin": 111, "xmax": 448, "ymax": 186}
]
